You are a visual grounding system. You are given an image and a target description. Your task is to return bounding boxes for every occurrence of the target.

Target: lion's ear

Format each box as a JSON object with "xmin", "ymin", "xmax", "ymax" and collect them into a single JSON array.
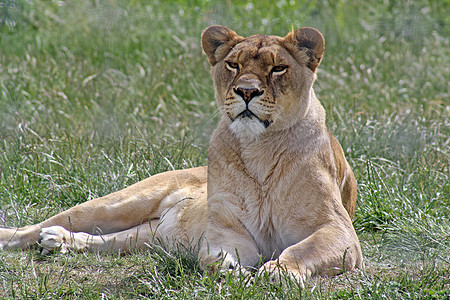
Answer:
[
  {"xmin": 201, "ymin": 25, "xmax": 244, "ymax": 66},
  {"xmin": 284, "ymin": 27, "xmax": 325, "ymax": 72}
]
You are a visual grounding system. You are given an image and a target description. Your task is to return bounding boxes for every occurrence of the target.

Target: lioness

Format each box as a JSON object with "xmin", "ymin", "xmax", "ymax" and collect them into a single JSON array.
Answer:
[{"xmin": 0, "ymin": 26, "xmax": 362, "ymax": 284}]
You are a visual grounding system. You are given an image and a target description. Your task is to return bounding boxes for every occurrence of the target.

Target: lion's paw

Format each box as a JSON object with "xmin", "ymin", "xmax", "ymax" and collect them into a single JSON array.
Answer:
[
  {"xmin": 0, "ymin": 228, "xmax": 16, "ymax": 250},
  {"xmin": 38, "ymin": 226, "xmax": 71, "ymax": 255},
  {"xmin": 200, "ymin": 249, "xmax": 240, "ymax": 273},
  {"xmin": 258, "ymin": 260, "xmax": 306, "ymax": 288}
]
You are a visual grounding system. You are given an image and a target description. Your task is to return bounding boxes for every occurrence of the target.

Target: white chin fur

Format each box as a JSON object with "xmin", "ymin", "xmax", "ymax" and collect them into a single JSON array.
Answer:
[{"xmin": 229, "ymin": 117, "xmax": 266, "ymax": 142}]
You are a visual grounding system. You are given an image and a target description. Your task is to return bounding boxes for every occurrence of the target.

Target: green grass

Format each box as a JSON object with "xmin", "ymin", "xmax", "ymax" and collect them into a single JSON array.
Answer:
[{"xmin": 0, "ymin": 0, "xmax": 449, "ymax": 298}]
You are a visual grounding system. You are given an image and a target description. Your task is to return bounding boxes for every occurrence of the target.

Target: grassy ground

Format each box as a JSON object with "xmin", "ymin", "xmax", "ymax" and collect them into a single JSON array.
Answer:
[{"xmin": 0, "ymin": 0, "xmax": 448, "ymax": 298}]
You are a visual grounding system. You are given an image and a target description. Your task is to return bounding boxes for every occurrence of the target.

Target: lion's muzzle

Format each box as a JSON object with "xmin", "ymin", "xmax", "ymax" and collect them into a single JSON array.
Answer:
[{"xmin": 233, "ymin": 87, "xmax": 264, "ymax": 104}]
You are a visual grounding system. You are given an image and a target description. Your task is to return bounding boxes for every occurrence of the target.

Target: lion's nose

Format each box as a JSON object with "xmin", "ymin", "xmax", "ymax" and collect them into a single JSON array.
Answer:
[{"xmin": 233, "ymin": 87, "xmax": 264, "ymax": 104}]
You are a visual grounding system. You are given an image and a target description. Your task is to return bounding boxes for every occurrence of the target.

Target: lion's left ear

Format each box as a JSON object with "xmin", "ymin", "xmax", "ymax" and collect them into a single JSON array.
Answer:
[
  {"xmin": 283, "ymin": 27, "xmax": 325, "ymax": 72},
  {"xmin": 201, "ymin": 25, "xmax": 244, "ymax": 66}
]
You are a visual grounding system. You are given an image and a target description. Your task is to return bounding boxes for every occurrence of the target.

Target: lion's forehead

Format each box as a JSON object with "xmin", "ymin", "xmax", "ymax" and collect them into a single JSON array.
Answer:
[
  {"xmin": 228, "ymin": 35, "xmax": 290, "ymax": 66},
  {"xmin": 243, "ymin": 34, "xmax": 284, "ymax": 47}
]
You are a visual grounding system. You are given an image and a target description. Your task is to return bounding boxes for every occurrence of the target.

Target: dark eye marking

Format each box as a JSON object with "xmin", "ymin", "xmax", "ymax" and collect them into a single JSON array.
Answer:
[
  {"xmin": 271, "ymin": 65, "xmax": 288, "ymax": 74},
  {"xmin": 225, "ymin": 61, "xmax": 239, "ymax": 71}
]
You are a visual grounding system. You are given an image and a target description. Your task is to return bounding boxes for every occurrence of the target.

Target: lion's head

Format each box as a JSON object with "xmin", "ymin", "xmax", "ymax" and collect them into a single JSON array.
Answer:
[{"xmin": 201, "ymin": 25, "xmax": 325, "ymax": 141}]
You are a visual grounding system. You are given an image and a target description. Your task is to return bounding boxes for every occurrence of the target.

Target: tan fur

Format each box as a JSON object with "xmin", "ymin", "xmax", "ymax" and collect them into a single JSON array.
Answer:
[{"xmin": 0, "ymin": 26, "xmax": 362, "ymax": 284}]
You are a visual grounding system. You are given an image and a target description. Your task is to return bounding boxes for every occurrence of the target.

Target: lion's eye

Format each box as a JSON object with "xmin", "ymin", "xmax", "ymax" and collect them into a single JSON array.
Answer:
[
  {"xmin": 226, "ymin": 61, "xmax": 239, "ymax": 72},
  {"xmin": 271, "ymin": 65, "xmax": 287, "ymax": 74}
]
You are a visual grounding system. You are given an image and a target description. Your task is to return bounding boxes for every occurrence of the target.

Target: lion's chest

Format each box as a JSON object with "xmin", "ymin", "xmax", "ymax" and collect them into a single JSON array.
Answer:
[
  {"xmin": 239, "ymin": 189, "xmax": 302, "ymax": 260},
  {"xmin": 237, "ymin": 170, "xmax": 305, "ymax": 259},
  {"xmin": 238, "ymin": 143, "xmax": 319, "ymax": 259}
]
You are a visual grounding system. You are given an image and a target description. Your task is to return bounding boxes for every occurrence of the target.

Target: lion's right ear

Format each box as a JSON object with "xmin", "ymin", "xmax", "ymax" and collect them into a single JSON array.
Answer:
[{"xmin": 201, "ymin": 25, "xmax": 244, "ymax": 66}]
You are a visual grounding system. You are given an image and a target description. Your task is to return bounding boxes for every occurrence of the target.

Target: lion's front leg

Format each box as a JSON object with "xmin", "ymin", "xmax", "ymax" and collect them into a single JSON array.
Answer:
[
  {"xmin": 199, "ymin": 193, "xmax": 260, "ymax": 273},
  {"xmin": 199, "ymin": 229, "xmax": 259, "ymax": 273},
  {"xmin": 259, "ymin": 224, "xmax": 363, "ymax": 284}
]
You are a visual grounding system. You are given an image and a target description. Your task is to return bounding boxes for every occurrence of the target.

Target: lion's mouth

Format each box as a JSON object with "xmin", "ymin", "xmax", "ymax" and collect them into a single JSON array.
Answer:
[{"xmin": 232, "ymin": 109, "xmax": 272, "ymax": 128}]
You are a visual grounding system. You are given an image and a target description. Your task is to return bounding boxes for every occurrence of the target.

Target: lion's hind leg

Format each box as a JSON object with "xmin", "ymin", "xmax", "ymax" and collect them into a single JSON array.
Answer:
[
  {"xmin": 37, "ymin": 193, "xmax": 209, "ymax": 255},
  {"xmin": 0, "ymin": 225, "xmax": 43, "ymax": 250},
  {"xmin": 0, "ymin": 167, "xmax": 208, "ymax": 251},
  {"xmin": 38, "ymin": 220, "xmax": 162, "ymax": 254}
]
